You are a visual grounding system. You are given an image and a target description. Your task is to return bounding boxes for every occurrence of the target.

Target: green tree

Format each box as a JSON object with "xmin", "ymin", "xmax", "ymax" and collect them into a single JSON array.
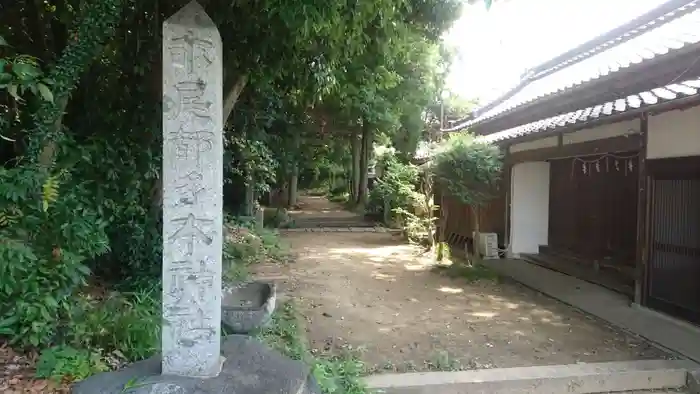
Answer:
[{"xmin": 429, "ymin": 133, "xmax": 503, "ymax": 260}]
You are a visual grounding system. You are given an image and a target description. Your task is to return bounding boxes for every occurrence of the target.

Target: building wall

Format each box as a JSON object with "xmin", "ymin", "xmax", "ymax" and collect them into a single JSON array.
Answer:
[
  {"xmin": 648, "ymin": 105, "xmax": 700, "ymax": 159},
  {"xmin": 510, "ymin": 161, "xmax": 550, "ymax": 255},
  {"xmin": 508, "ymin": 119, "xmax": 640, "ymax": 154},
  {"xmin": 507, "ymin": 119, "xmax": 641, "ymax": 258},
  {"xmin": 509, "ymin": 136, "xmax": 558, "ymax": 153},
  {"xmin": 562, "ymin": 120, "xmax": 638, "ymax": 145},
  {"xmin": 501, "ymin": 104, "xmax": 700, "ymax": 260}
]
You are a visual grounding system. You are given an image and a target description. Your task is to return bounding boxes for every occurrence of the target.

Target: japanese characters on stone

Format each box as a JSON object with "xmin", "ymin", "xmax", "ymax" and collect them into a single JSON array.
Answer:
[{"xmin": 161, "ymin": 2, "xmax": 223, "ymax": 378}]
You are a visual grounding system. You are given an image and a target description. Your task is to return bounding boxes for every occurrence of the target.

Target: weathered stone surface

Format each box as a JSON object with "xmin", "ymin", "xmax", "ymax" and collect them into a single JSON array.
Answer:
[
  {"xmin": 72, "ymin": 336, "xmax": 321, "ymax": 394},
  {"xmin": 222, "ymin": 282, "xmax": 277, "ymax": 334},
  {"xmin": 161, "ymin": 0, "xmax": 224, "ymax": 378}
]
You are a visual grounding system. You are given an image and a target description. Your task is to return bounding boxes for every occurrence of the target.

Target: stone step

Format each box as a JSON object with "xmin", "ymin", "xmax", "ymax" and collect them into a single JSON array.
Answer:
[
  {"xmin": 364, "ymin": 360, "xmax": 696, "ymax": 394},
  {"xmin": 280, "ymin": 227, "xmax": 391, "ymax": 233},
  {"xmin": 289, "ymin": 220, "xmax": 377, "ymax": 228}
]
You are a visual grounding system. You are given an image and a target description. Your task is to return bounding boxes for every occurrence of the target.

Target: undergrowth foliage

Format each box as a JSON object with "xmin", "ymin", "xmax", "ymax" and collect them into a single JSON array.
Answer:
[
  {"xmin": 0, "ymin": 166, "xmax": 110, "ymax": 348},
  {"xmin": 370, "ymin": 146, "xmax": 436, "ymax": 246},
  {"xmin": 370, "ymin": 147, "xmax": 421, "ymax": 224},
  {"xmin": 258, "ymin": 302, "xmax": 368, "ymax": 394}
]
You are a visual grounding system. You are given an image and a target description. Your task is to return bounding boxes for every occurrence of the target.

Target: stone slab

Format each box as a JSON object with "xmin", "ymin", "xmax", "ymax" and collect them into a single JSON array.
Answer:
[
  {"xmin": 161, "ymin": 0, "xmax": 224, "ymax": 378},
  {"xmin": 364, "ymin": 360, "xmax": 694, "ymax": 394},
  {"xmin": 72, "ymin": 335, "xmax": 320, "ymax": 394}
]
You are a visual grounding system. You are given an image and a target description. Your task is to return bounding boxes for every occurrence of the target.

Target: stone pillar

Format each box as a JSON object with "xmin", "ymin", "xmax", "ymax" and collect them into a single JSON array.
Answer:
[
  {"xmin": 255, "ymin": 207, "xmax": 265, "ymax": 233},
  {"xmin": 162, "ymin": 1, "xmax": 223, "ymax": 378}
]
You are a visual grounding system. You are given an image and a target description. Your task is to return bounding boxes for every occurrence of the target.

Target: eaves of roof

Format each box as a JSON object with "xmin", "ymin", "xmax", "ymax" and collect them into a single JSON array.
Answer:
[
  {"xmin": 444, "ymin": 0, "xmax": 700, "ymax": 133},
  {"xmin": 481, "ymin": 78, "xmax": 700, "ymax": 144}
]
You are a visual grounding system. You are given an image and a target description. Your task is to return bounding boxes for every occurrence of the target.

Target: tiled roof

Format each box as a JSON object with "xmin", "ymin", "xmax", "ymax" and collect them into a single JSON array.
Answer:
[
  {"xmin": 452, "ymin": 0, "xmax": 700, "ymax": 131},
  {"xmin": 481, "ymin": 78, "xmax": 700, "ymax": 143}
]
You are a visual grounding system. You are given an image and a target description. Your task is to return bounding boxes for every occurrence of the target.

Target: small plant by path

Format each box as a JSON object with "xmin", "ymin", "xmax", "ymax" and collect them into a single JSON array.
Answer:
[{"xmin": 258, "ymin": 302, "xmax": 368, "ymax": 394}]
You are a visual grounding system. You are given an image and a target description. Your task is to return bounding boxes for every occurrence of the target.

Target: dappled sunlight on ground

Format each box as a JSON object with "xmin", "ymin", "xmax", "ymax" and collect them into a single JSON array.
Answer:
[{"xmin": 252, "ymin": 196, "xmax": 667, "ymax": 374}]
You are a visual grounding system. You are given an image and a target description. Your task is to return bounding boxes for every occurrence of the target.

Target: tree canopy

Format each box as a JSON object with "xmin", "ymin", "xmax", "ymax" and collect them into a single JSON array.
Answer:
[{"xmin": 0, "ymin": 0, "xmax": 493, "ymax": 362}]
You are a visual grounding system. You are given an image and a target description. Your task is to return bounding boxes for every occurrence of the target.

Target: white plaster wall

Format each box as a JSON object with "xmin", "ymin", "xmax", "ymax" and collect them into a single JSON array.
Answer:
[
  {"xmin": 563, "ymin": 119, "xmax": 639, "ymax": 145},
  {"xmin": 509, "ymin": 136, "xmax": 558, "ymax": 153},
  {"xmin": 510, "ymin": 161, "xmax": 550, "ymax": 256},
  {"xmin": 648, "ymin": 105, "xmax": 700, "ymax": 159}
]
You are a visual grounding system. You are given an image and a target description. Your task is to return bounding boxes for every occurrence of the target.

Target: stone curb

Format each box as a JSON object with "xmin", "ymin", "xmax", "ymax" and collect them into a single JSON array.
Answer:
[
  {"xmin": 363, "ymin": 359, "xmax": 695, "ymax": 394},
  {"xmin": 279, "ymin": 227, "xmax": 402, "ymax": 233}
]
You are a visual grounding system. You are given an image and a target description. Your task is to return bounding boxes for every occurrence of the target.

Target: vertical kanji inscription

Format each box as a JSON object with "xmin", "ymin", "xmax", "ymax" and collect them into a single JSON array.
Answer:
[{"xmin": 162, "ymin": 0, "xmax": 223, "ymax": 378}]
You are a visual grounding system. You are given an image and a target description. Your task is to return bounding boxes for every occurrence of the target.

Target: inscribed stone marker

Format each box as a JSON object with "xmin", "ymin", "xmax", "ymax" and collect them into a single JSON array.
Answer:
[{"xmin": 162, "ymin": 1, "xmax": 223, "ymax": 378}]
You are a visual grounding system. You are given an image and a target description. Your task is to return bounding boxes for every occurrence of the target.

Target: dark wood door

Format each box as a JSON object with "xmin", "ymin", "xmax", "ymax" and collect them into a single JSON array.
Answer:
[
  {"xmin": 548, "ymin": 152, "xmax": 639, "ymax": 265},
  {"xmin": 646, "ymin": 156, "xmax": 700, "ymax": 324}
]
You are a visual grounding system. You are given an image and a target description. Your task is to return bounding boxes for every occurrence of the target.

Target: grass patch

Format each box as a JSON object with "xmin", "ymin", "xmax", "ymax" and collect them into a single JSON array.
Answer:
[
  {"xmin": 432, "ymin": 259, "xmax": 500, "ymax": 283},
  {"xmin": 33, "ymin": 283, "xmax": 161, "ymax": 383},
  {"xmin": 257, "ymin": 301, "xmax": 368, "ymax": 394}
]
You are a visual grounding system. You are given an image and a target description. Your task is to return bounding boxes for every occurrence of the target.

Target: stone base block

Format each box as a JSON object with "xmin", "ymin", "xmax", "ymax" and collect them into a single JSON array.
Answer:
[{"xmin": 72, "ymin": 335, "xmax": 320, "ymax": 394}]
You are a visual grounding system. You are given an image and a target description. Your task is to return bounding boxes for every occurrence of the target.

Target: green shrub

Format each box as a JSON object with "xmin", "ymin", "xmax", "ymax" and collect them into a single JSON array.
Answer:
[
  {"xmin": 0, "ymin": 166, "xmax": 110, "ymax": 349},
  {"xmin": 31, "ymin": 284, "xmax": 160, "ymax": 382},
  {"xmin": 62, "ymin": 287, "xmax": 161, "ymax": 362},
  {"xmin": 262, "ymin": 207, "xmax": 290, "ymax": 228},
  {"xmin": 429, "ymin": 133, "xmax": 503, "ymax": 260},
  {"xmin": 35, "ymin": 345, "xmax": 108, "ymax": 383},
  {"xmin": 372, "ymin": 148, "xmax": 421, "ymax": 224},
  {"xmin": 327, "ymin": 184, "xmax": 346, "ymax": 197},
  {"xmin": 328, "ymin": 191, "xmax": 349, "ymax": 203}
]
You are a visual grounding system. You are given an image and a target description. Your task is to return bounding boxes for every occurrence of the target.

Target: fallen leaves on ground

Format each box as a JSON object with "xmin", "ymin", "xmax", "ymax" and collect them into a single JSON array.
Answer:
[{"xmin": 0, "ymin": 342, "xmax": 70, "ymax": 393}]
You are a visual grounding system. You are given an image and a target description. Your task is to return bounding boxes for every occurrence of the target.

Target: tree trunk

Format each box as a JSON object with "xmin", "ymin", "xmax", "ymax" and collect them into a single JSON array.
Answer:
[
  {"xmin": 244, "ymin": 174, "xmax": 255, "ymax": 216},
  {"xmin": 30, "ymin": 0, "xmax": 124, "ymax": 166},
  {"xmin": 422, "ymin": 174, "xmax": 435, "ymax": 250},
  {"xmin": 37, "ymin": 96, "xmax": 69, "ymax": 170},
  {"xmin": 358, "ymin": 119, "xmax": 371, "ymax": 207},
  {"xmin": 436, "ymin": 193, "xmax": 448, "ymax": 261},
  {"xmin": 471, "ymin": 205, "xmax": 482, "ymax": 261},
  {"xmin": 350, "ymin": 130, "xmax": 361, "ymax": 204},
  {"xmin": 288, "ymin": 167, "xmax": 299, "ymax": 207},
  {"xmin": 383, "ymin": 198, "xmax": 391, "ymax": 225},
  {"xmin": 288, "ymin": 131, "xmax": 301, "ymax": 207},
  {"xmin": 222, "ymin": 74, "xmax": 248, "ymax": 125},
  {"xmin": 279, "ymin": 181, "xmax": 289, "ymax": 207}
]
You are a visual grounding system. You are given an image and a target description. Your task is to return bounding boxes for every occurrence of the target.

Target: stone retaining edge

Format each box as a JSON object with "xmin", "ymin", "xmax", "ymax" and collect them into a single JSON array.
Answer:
[
  {"xmin": 279, "ymin": 227, "xmax": 402, "ymax": 233},
  {"xmin": 363, "ymin": 359, "xmax": 696, "ymax": 394}
]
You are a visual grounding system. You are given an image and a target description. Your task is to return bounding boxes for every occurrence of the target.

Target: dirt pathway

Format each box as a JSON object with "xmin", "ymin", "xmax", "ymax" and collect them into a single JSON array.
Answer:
[{"xmin": 255, "ymin": 196, "xmax": 669, "ymax": 374}]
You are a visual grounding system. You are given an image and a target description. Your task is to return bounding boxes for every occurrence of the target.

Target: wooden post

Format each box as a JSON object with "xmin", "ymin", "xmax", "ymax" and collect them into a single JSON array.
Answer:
[
  {"xmin": 502, "ymin": 146, "xmax": 512, "ymax": 256},
  {"xmin": 634, "ymin": 112, "xmax": 649, "ymax": 305}
]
